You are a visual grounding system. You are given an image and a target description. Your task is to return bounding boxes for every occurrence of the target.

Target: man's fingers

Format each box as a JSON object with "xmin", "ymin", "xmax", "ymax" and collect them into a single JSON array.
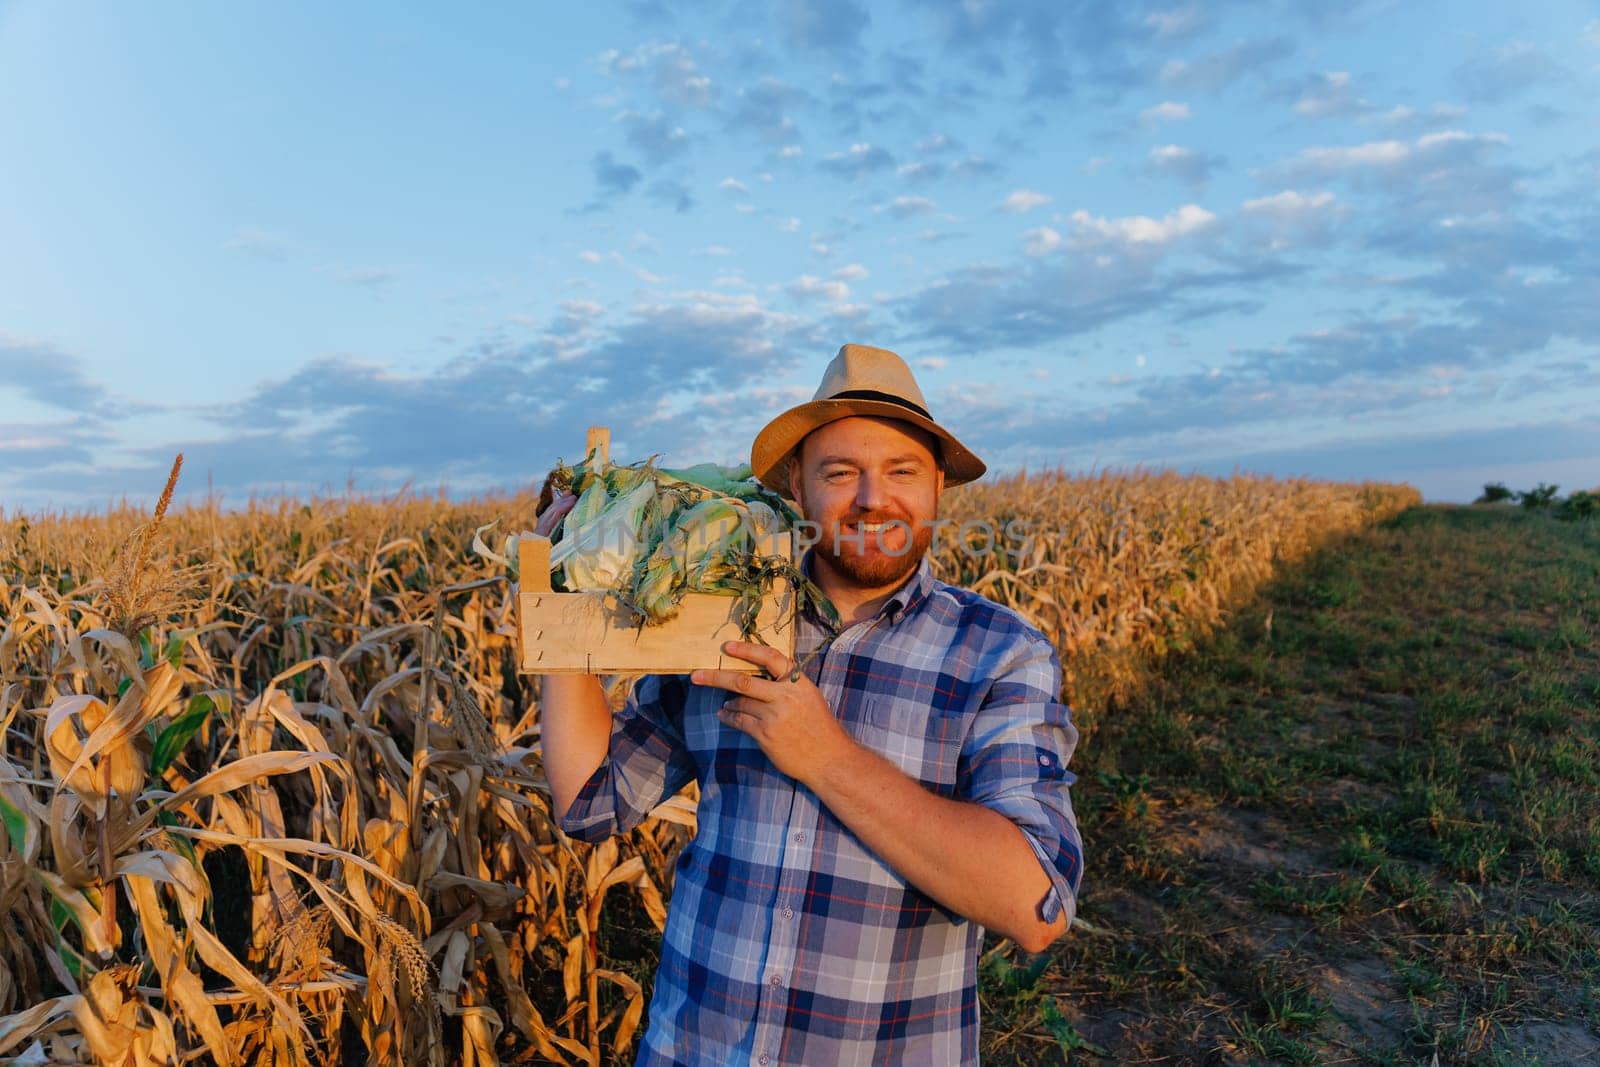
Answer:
[
  {"xmin": 691, "ymin": 667, "xmax": 781, "ymax": 699},
  {"xmin": 717, "ymin": 698, "xmax": 760, "ymax": 730},
  {"xmin": 533, "ymin": 491, "xmax": 577, "ymax": 538},
  {"xmin": 717, "ymin": 640, "xmax": 794, "ymax": 680}
]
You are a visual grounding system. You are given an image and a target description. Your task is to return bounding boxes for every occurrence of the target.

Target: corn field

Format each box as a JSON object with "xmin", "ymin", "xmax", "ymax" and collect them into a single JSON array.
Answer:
[{"xmin": 0, "ymin": 465, "xmax": 1419, "ymax": 1064}]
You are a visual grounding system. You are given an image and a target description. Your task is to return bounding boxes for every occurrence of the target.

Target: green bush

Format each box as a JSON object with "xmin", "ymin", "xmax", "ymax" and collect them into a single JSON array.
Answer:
[
  {"xmin": 1555, "ymin": 490, "xmax": 1598, "ymax": 521},
  {"xmin": 1475, "ymin": 482, "xmax": 1514, "ymax": 504},
  {"xmin": 1516, "ymin": 483, "xmax": 1560, "ymax": 510}
]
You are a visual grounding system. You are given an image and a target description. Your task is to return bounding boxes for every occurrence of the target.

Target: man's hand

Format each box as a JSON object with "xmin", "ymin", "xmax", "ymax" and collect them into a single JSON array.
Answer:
[
  {"xmin": 690, "ymin": 641, "xmax": 855, "ymax": 782},
  {"xmin": 696, "ymin": 641, "xmax": 1069, "ymax": 951},
  {"xmin": 534, "ymin": 487, "xmax": 576, "ymax": 538}
]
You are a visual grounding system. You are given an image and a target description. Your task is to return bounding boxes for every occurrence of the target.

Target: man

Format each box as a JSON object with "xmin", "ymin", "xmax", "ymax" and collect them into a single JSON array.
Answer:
[{"xmin": 539, "ymin": 344, "xmax": 1082, "ymax": 1065}]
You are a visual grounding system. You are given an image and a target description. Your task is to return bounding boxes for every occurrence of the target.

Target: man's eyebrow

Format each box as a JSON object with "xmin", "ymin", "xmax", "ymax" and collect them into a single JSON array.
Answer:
[{"xmin": 813, "ymin": 453, "xmax": 928, "ymax": 467}]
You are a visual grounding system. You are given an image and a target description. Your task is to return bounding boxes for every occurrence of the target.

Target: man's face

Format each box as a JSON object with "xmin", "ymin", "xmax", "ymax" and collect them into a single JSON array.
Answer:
[{"xmin": 787, "ymin": 416, "xmax": 944, "ymax": 591}]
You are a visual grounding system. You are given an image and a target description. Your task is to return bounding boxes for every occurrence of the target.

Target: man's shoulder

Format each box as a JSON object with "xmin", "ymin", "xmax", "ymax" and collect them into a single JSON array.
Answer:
[{"xmin": 920, "ymin": 574, "xmax": 1055, "ymax": 654}]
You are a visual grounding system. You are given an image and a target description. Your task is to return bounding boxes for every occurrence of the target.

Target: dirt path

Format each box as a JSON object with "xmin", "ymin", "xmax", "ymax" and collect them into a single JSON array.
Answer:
[{"xmin": 982, "ymin": 507, "xmax": 1600, "ymax": 1065}]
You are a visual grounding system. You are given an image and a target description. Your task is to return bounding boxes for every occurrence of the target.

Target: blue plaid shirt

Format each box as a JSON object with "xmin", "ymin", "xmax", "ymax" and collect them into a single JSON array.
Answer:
[{"xmin": 562, "ymin": 556, "xmax": 1083, "ymax": 1065}]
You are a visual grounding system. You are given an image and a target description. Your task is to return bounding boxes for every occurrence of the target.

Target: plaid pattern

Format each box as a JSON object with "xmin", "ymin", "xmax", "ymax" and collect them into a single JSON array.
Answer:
[{"xmin": 563, "ymin": 556, "xmax": 1082, "ymax": 1065}]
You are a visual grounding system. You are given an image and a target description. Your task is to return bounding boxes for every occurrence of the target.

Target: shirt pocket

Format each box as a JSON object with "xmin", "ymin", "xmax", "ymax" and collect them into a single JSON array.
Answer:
[{"xmin": 852, "ymin": 695, "xmax": 962, "ymax": 795}]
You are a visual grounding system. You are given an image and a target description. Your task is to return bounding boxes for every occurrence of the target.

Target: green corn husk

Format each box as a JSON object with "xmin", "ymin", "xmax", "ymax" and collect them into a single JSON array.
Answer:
[
  {"xmin": 522, "ymin": 453, "xmax": 836, "ymax": 634},
  {"xmin": 629, "ymin": 498, "xmax": 750, "ymax": 621},
  {"xmin": 550, "ymin": 475, "xmax": 657, "ymax": 591}
]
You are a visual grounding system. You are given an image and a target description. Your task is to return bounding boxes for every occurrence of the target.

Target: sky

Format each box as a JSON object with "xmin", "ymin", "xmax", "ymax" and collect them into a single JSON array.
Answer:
[{"xmin": 2, "ymin": 0, "xmax": 1598, "ymax": 512}]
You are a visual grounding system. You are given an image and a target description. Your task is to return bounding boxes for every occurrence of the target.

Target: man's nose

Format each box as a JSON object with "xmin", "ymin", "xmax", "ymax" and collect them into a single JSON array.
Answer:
[{"xmin": 854, "ymin": 470, "xmax": 889, "ymax": 512}]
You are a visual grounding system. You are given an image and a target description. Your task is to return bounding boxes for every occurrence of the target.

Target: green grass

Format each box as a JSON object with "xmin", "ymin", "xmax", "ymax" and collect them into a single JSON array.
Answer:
[{"xmin": 983, "ymin": 506, "xmax": 1600, "ymax": 1064}]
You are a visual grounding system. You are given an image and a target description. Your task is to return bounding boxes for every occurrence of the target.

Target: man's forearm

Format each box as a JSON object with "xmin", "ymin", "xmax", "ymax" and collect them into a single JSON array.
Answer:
[
  {"xmin": 540, "ymin": 675, "xmax": 613, "ymax": 822},
  {"xmin": 805, "ymin": 740, "xmax": 1068, "ymax": 952}
]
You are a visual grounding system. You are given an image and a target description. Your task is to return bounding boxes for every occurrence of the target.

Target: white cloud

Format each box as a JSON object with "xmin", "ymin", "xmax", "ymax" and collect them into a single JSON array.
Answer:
[
  {"xmin": 1300, "ymin": 139, "xmax": 1410, "ymax": 167},
  {"xmin": 820, "ymin": 142, "xmax": 895, "ymax": 179},
  {"xmin": 1145, "ymin": 143, "xmax": 1216, "ymax": 184},
  {"xmin": 696, "ymin": 245, "xmax": 734, "ymax": 256},
  {"xmin": 0, "ymin": 432, "xmax": 71, "ymax": 452},
  {"xmin": 779, "ymin": 217, "xmax": 801, "ymax": 233},
  {"xmin": 1418, "ymin": 130, "xmax": 1507, "ymax": 150},
  {"xmin": 1023, "ymin": 226, "xmax": 1063, "ymax": 257},
  {"xmin": 835, "ymin": 263, "xmax": 869, "ymax": 280},
  {"xmin": 603, "ymin": 42, "xmax": 714, "ymax": 108},
  {"xmin": 1144, "ymin": 6, "xmax": 1207, "ymax": 39},
  {"xmin": 1066, "ymin": 204, "xmax": 1217, "ymax": 247},
  {"xmin": 829, "ymin": 303, "xmax": 873, "ymax": 322},
  {"xmin": 918, "ymin": 357, "xmax": 948, "ymax": 371},
  {"xmin": 719, "ymin": 177, "xmax": 749, "ymax": 194},
  {"xmin": 1241, "ymin": 191, "xmax": 1340, "ymax": 249},
  {"xmin": 787, "ymin": 274, "xmax": 850, "ymax": 301},
  {"xmin": 1241, "ymin": 189, "xmax": 1337, "ymax": 219},
  {"xmin": 1148, "ymin": 144, "xmax": 1223, "ymax": 185},
  {"xmin": 578, "ymin": 250, "xmax": 603, "ymax": 264},
  {"xmin": 1372, "ymin": 103, "xmax": 1468, "ymax": 127},
  {"xmin": 1292, "ymin": 72, "xmax": 1370, "ymax": 119},
  {"xmin": 1140, "ymin": 101, "xmax": 1191, "ymax": 123},
  {"xmin": 561, "ymin": 300, "xmax": 605, "ymax": 320},
  {"xmin": 1288, "ymin": 130, "xmax": 1509, "ymax": 174},
  {"xmin": 887, "ymin": 195, "xmax": 936, "ymax": 218},
  {"xmin": 1000, "ymin": 189, "xmax": 1051, "ymax": 213}
]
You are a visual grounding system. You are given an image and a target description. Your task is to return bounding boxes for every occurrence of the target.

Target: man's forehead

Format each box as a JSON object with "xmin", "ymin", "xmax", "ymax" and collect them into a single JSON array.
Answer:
[{"xmin": 799, "ymin": 416, "xmax": 940, "ymax": 461}]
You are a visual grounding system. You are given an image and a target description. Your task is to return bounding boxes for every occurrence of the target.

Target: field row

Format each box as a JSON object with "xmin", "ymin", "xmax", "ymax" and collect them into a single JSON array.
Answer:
[{"xmin": 0, "ymin": 472, "xmax": 1418, "ymax": 1064}]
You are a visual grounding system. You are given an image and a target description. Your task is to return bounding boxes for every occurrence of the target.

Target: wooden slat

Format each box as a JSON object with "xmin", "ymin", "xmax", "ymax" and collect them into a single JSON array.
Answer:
[
  {"xmin": 518, "ymin": 536, "xmax": 552, "ymax": 594},
  {"xmin": 518, "ymin": 584, "xmax": 796, "ymax": 674},
  {"xmin": 519, "ymin": 530, "xmax": 797, "ymax": 674},
  {"xmin": 517, "ymin": 424, "xmax": 797, "ymax": 674}
]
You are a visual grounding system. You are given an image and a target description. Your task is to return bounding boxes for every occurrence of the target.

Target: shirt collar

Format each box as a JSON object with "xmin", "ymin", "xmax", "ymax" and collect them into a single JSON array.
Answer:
[{"xmin": 798, "ymin": 550, "xmax": 934, "ymax": 630}]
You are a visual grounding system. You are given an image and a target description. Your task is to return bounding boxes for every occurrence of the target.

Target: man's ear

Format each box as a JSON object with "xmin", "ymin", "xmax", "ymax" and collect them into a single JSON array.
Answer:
[{"xmin": 786, "ymin": 455, "xmax": 802, "ymax": 504}]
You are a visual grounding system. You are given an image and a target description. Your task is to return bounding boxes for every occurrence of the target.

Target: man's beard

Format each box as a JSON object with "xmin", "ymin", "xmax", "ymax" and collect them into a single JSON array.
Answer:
[{"xmin": 810, "ymin": 512, "xmax": 935, "ymax": 589}]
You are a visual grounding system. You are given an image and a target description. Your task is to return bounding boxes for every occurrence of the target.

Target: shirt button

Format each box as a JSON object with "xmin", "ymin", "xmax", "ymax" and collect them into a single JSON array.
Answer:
[
  {"xmin": 783, "ymin": 906, "xmax": 794, "ymax": 919},
  {"xmin": 769, "ymin": 973, "xmax": 782, "ymax": 988},
  {"xmin": 793, "ymin": 831, "xmax": 806, "ymax": 845},
  {"xmin": 759, "ymin": 1056, "xmax": 770, "ymax": 1065}
]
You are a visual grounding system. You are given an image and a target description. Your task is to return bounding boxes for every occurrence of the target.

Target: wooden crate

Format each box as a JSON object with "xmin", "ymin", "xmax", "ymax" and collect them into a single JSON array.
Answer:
[{"xmin": 517, "ymin": 426, "xmax": 798, "ymax": 675}]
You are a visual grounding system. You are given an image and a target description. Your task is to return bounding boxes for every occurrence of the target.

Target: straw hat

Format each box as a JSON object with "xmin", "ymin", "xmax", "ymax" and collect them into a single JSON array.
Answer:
[{"xmin": 751, "ymin": 343, "xmax": 987, "ymax": 493}]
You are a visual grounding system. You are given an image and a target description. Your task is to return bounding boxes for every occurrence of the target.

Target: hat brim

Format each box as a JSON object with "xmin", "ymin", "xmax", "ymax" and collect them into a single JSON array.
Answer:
[{"xmin": 751, "ymin": 398, "xmax": 987, "ymax": 495}]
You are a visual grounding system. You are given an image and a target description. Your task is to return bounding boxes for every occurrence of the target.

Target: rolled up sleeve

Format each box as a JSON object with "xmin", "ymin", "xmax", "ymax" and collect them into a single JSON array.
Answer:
[
  {"xmin": 559, "ymin": 673, "xmax": 699, "ymax": 842},
  {"xmin": 958, "ymin": 635, "xmax": 1083, "ymax": 926}
]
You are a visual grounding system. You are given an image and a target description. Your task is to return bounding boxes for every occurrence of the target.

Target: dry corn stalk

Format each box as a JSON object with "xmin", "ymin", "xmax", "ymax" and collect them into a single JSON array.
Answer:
[{"xmin": 0, "ymin": 470, "xmax": 1418, "ymax": 1063}]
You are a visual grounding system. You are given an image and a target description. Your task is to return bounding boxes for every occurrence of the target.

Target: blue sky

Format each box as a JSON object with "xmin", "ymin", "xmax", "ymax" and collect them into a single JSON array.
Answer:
[{"xmin": 2, "ymin": 0, "xmax": 1597, "ymax": 511}]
